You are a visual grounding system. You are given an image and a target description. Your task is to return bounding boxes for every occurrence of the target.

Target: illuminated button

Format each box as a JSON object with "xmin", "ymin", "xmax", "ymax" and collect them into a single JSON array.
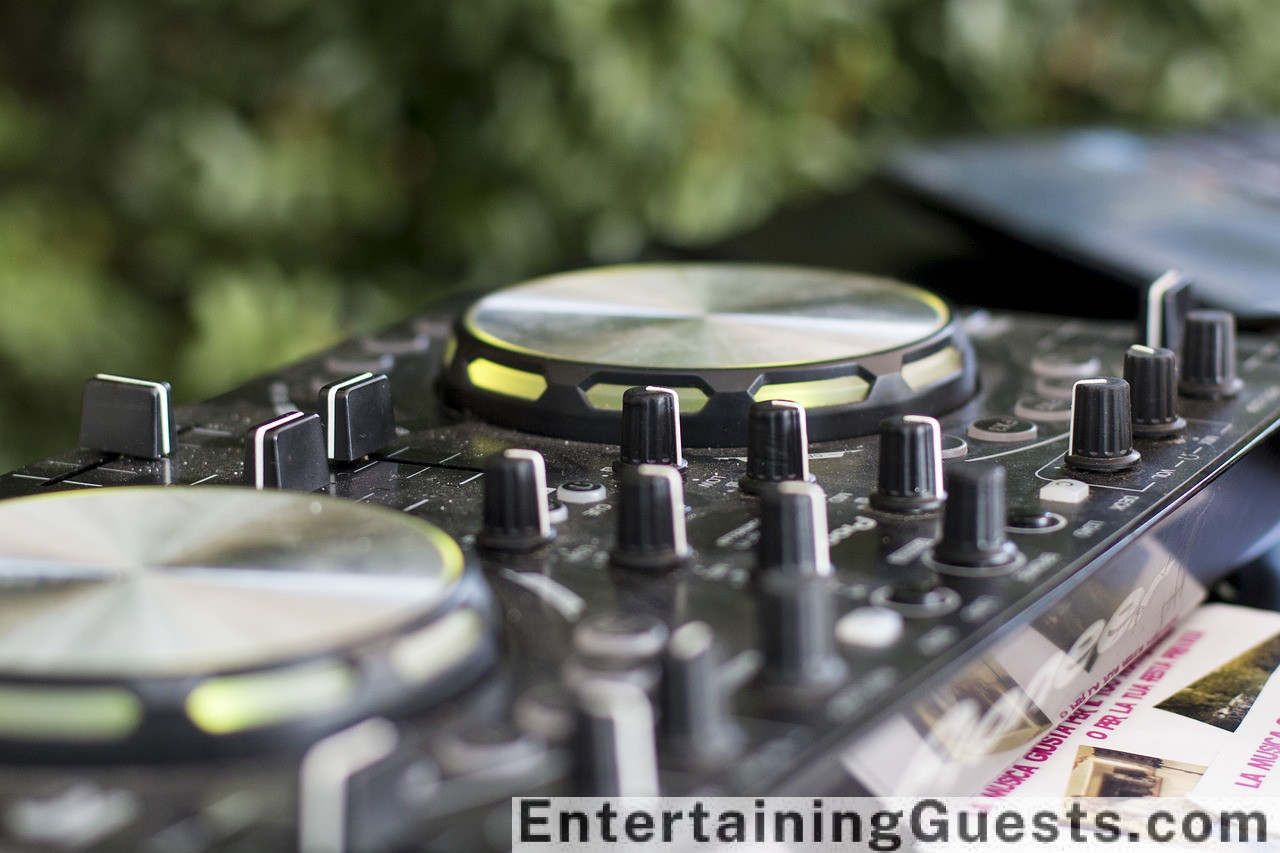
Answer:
[
  {"xmin": 1040, "ymin": 479, "xmax": 1089, "ymax": 504},
  {"xmin": 966, "ymin": 417, "xmax": 1037, "ymax": 443}
]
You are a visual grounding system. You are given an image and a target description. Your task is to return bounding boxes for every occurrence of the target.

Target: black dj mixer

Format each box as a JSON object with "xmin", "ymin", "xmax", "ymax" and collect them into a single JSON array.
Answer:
[{"xmin": 2, "ymin": 263, "xmax": 1280, "ymax": 851}]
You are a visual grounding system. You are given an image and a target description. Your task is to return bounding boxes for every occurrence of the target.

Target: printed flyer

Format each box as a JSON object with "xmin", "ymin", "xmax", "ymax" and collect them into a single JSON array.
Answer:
[{"xmin": 978, "ymin": 602, "xmax": 1280, "ymax": 801}]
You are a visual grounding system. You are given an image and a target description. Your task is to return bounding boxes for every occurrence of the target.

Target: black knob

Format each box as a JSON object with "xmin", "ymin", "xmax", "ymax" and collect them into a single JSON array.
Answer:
[
  {"xmin": 1139, "ymin": 268, "xmax": 1192, "ymax": 352},
  {"xmin": 758, "ymin": 570, "xmax": 846, "ymax": 690},
  {"xmin": 244, "ymin": 411, "xmax": 329, "ymax": 491},
  {"xmin": 1179, "ymin": 309, "xmax": 1244, "ymax": 399},
  {"xmin": 870, "ymin": 414, "xmax": 945, "ymax": 513},
  {"xmin": 477, "ymin": 449, "xmax": 555, "ymax": 551},
  {"xmin": 79, "ymin": 374, "xmax": 176, "ymax": 459},
  {"xmin": 318, "ymin": 372, "xmax": 396, "ymax": 462},
  {"xmin": 757, "ymin": 481, "xmax": 831, "ymax": 577},
  {"xmin": 572, "ymin": 680, "xmax": 660, "ymax": 796},
  {"xmin": 1065, "ymin": 377, "xmax": 1141, "ymax": 471},
  {"xmin": 932, "ymin": 462, "xmax": 1019, "ymax": 568},
  {"xmin": 660, "ymin": 621, "xmax": 744, "ymax": 765},
  {"xmin": 611, "ymin": 464, "xmax": 691, "ymax": 570},
  {"xmin": 615, "ymin": 386, "xmax": 686, "ymax": 471},
  {"xmin": 739, "ymin": 400, "xmax": 814, "ymax": 494},
  {"xmin": 1124, "ymin": 345, "xmax": 1186, "ymax": 439}
]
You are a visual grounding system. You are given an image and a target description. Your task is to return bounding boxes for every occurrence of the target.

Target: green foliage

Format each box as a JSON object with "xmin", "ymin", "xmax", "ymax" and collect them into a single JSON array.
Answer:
[{"xmin": 0, "ymin": 0, "xmax": 1278, "ymax": 468}]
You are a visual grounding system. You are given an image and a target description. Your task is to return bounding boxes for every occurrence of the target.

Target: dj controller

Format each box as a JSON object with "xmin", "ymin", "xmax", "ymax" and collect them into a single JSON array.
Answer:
[{"xmin": 3, "ymin": 263, "xmax": 1280, "ymax": 850}]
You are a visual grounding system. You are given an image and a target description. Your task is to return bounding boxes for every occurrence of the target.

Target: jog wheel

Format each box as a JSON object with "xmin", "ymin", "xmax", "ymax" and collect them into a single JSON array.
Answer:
[
  {"xmin": 441, "ymin": 263, "xmax": 977, "ymax": 445},
  {"xmin": 0, "ymin": 487, "xmax": 496, "ymax": 762}
]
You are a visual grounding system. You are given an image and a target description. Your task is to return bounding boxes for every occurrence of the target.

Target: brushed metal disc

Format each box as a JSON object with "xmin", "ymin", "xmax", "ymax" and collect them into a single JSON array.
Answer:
[
  {"xmin": 0, "ymin": 487, "xmax": 464, "ymax": 679},
  {"xmin": 463, "ymin": 264, "xmax": 950, "ymax": 370}
]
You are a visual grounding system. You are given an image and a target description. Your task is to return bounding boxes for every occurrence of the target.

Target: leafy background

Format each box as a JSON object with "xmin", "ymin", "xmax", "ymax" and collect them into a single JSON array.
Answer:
[{"xmin": 1, "ymin": 0, "xmax": 1278, "ymax": 470}]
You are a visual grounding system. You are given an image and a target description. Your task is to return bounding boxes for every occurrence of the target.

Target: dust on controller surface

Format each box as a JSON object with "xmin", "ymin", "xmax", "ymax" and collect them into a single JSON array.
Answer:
[{"xmin": 2, "ymin": 264, "xmax": 1280, "ymax": 850}]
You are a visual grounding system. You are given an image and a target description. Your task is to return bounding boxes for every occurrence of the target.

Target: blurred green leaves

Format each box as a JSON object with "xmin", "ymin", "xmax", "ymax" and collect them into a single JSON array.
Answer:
[{"xmin": 0, "ymin": 0, "xmax": 1278, "ymax": 469}]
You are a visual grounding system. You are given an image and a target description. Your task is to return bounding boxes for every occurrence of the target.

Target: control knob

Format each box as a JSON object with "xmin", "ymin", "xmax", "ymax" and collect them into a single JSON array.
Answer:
[
  {"xmin": 870, "ymin": 414, "xmax": 945, "ymax": 513},
  {"xmin": 1064, "ymin": 377, "xmax": 1141, "ymax": 472},
  {"xmin": 739, "ymin": 399, "xmax": 814, "ymax": 494},
  {"xmin": 1124, "ymin": 345, "xmax": 1186, "ymax": 438},
  {"xmin": 660, "ymin": 621, "xmax": 744, "ymax": 766},
  {"xmin": 615, "ymin": 386, "xmax": 686, "ymax": 471},
  {"xmin": 477, "ymin": 449, "xmax": 555, "ymax": 551},
  {"xmin": 610, "ymin": 464, "xmax": 691, "ymax": 570},
  {"xmin": 1179, "ymin": 310, "xmax": 1243, "ymax": 399},
  {"xmin": 757, "ymin": 482, "xmax": 846, "ymax": 689},
  {"xmin": 931, "ymin": 462, "xmax": 1019, "ymax": 569}
]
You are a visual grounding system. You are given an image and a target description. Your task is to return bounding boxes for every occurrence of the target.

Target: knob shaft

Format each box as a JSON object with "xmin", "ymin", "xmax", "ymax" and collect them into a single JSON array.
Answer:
[
  {"xmin": 478, "ymin": 449, "xmax": 555, "ymax": 551},
  {"xmin": 1065, "ymin": 377, "xmax": 1141, "ymax": 471},
  {"xmin": 871, "ymin": 415, "xmax": 945, "ymax": 513},
  {"xmin": 739, "ymin": 400, "xmax": 813, "ymax": 494},
  {"xmin": 79, "ymin": 374, "xmax": 175, "ymax": 459},
  {"xmin": 660, "ymin": 621, "xmax": 744, "ymax": 765},
  {"xmin": 1179, "ymin": 310, "xmax": 1243, "ymax": 399},
  {"xmin": 572, "ymin": 680, "xmax": 660, "ymax": 796},
  {"xmin": 1124, "ymin": 345, "xmax": 1186, "ymax": 438},
  {"xmin": 932, "ymin": 462, "xmax": 1018, "ymax": 568},
  {"xmin": 615, "ymin": 386, "xmax": 686, "ymax": 471},
  {"xmin": 757, "ymin": 481, "xmax": 831, "ymax": 577},
  {"xmin": 244, "ymin": 411, "xmax": 329, "ymax": 491},
  {"xmin": 611, "ymin": 464, "xmax": 691, "ymax": 570},
  {"xmin": 318, "ymin": 372, "xmax": 396, "ymax": 462}
]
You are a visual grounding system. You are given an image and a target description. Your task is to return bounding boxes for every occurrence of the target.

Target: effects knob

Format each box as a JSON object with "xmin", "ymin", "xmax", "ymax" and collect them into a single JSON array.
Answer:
[
  {"xmin": 244, "ymin": 411, "xmax": 329, "ymax": 491},
  {"xmin": 1179, "ymin": 310, "xmax": 1244, "ymax": 399},
  {"xmin": 318, "ymin": 372, "xmax": 396, "ymax": 462},
  {"xmin": 870, "ymin": 414, "xmax": 945, "ymax": 513},
  {"xmin": 615, "ymin": 386, "xmax": 686, "ymax": 471},
  {"xmin": 477, "ymin": 449, "xmax": 555, "ymax": 552},
  {"xmin": 757, "ymin": 481, "xmax": 831, "ymax": 576},
  {"xmin": 739, "ymin": 400, "xmax": 814, "ymax": 494},
  {"xmin": 572, "ymin": 680, "xmax": 660, "ymax": 796},
  {"xmin": 931, "ymin": 462, "xmax": 1019, "ymax": 569},
  {"xmin": 757, "ymin": 482, "xmax": 844, "ymax": 689},
  {"xmin": 1064, "ymin": 377, "xmax": 1141, "ymax": 471},
  {"xmin": 1124, "ymin": 345, "xmax": 1186, "ymax": 439},
  {"xmin": 660, "ymin": 621, "xmax": 744, "ymax": 766},
  {"xmin": 610, "ymin": 464, "xmax": 691, "ymax": 570},
  {"xmin": 79, "ymin": 374, "xmax": 175, "ymax": 459}
]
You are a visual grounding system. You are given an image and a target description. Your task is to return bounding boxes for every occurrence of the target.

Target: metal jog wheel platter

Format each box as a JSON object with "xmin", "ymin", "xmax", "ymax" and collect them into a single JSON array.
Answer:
[
  {"xmin": 441, "ymin": 263, "xmax": 979, "ymax": 445},
  {"xmin": 0, "ymin": 487, "xmax": 496, "ymax": 761}
]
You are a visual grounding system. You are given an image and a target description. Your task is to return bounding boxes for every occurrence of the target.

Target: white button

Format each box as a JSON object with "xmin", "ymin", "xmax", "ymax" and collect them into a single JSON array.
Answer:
[
  {"xmin": 836, "ymin": 606, "xmax": 904, "ymax": 649},
  {"xmin": 940, "ymin": 434, "xmax": 968, "ymax": 459},
  {"xmin": 1040, "ymin": 479, "xmax": 1089, "ymax": 504},
  {"xmin": 1014, "ymin": 396, "xmax": 1073, "ymax": 422},
  {"xmin": 556, "ymin": 481, "xmax": 607, "ymax": 504},
  {"xmin": 967, "ymin": 417, "xmax": 1037, "ymax": 442},
  {"xmin": 1031, "ymin": 353, "xmax": 1101, "ymax": 378},
  {"xmin": 547, "ymin": 499, "xmax": 569, "ymax": 524}
]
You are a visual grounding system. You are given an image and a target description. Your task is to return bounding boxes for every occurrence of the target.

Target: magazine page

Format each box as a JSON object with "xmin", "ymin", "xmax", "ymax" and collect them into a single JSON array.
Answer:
[{"xmin": 978, "ymin": 602, "xmax": 1280, "ymax": 800}]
